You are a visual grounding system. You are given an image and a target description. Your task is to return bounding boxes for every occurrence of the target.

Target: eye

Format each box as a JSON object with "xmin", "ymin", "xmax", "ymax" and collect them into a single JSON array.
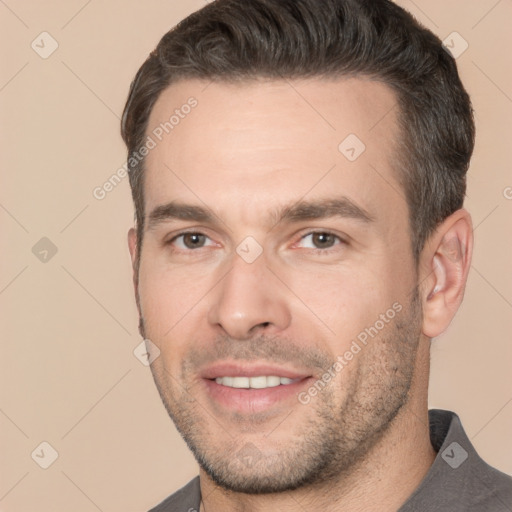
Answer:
[
  {"xmin": 297, "ymin": 232, "xmax": 343, "ymax": 250},
  {"xmin": 170, "ymin": 232, "xmax": 215, "ymax": 250}
]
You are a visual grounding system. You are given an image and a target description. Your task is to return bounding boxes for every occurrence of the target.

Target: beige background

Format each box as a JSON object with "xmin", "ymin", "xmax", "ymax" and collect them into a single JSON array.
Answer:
[{"xmin": 1, "ymin": 0, "xmax": 511, "ymax": 510}]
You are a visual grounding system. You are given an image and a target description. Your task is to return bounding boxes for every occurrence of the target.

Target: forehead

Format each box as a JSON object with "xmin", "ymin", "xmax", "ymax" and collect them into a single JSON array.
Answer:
[{"xmin": 143, "ymin": 77, "xmax": 405, "ymax": 230}]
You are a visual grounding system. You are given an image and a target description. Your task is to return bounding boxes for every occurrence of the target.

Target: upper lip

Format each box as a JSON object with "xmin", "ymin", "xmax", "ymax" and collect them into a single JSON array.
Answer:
[{"xmin": 200, "ymin": 362, "xmax": 311, "ymax": 380}]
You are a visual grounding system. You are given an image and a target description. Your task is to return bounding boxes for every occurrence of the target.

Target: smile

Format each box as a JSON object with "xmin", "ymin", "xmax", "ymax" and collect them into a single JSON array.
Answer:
[{"xmin": 214, "ymin": 376, "xmax": 296, "ymax": 389}]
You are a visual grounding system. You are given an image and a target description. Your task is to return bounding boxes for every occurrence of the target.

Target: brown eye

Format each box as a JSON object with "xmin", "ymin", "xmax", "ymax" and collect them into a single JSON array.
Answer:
[
  {"xmin": 170, "ymin": 233, "xmax": 211, "ymax": 250},
  {"xmin": 294, "ymin": 232, "xmax": 344, "ymax": 252},
  {"xmin": 310, "ymin": 233, "xmax": 338, "ymax": 249},
  {"xmin": 182, "ymin": 233, "xmax": 207, "ymax": 249}
]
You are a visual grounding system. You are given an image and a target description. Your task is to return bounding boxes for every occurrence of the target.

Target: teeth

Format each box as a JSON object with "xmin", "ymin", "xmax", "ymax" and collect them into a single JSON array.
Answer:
[
  {"xmin": 249, "ymin": 376, "xmax": 268, "ymax": 389},
  {"xmin": 232, "ymin": 377, "xmax": 249, "ymax": 388},
  {"xmin": 214, "ymin": 376, "xmax": 295, "ymax": 389},
  {"xmin": 266, "ymin": 376, "xmax": 281, "ymax": 387}
]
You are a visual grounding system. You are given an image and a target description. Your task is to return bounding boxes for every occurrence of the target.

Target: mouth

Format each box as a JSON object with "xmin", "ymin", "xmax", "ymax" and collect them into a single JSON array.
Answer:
[
  {"xmin": 200, "ymin": 362, "xmax": 313, "ymax": 414},
  {"xmin": 214, "ymin": 375, "xmax": 299, "ymax": 389}
]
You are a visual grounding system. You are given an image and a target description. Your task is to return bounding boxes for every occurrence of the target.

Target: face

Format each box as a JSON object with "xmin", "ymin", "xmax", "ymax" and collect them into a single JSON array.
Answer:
[{"xmin": 130, "ymin": 77, "xmax": 423, "ymax": 493}]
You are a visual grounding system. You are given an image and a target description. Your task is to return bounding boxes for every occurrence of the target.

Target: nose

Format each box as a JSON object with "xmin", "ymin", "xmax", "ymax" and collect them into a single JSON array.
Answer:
[{"xmin": 207, "ymin": 251, "xmax": 291, "ymax": 340}]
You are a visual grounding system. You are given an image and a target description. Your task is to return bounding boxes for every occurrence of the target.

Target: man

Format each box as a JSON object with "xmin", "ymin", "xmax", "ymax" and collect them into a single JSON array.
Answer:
[{"xmin": 121, "ymin": 0, "xmax": 512, "ymax": 510}]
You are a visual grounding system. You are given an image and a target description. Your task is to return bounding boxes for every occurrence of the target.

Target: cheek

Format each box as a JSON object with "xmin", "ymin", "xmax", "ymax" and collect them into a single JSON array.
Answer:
[
  {"xmin": 286, "ymin": 265, "xmax": 395, "ymax": 344},
  {"xmin": 288, "ymin": 268, "xmax": 386, "ymax": 328},
  {"xmin": 138, "ymin": 271, "xmax": 204, "ymax": 377},
  {"xmin": 137, "ymin": 262, "xmax": 209, "ymax": 343}
]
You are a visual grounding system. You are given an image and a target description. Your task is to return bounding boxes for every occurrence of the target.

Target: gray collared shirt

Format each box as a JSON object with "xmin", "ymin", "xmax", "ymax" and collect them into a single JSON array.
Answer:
[{"xmin": 149, "ymin": 409, "xmax": 512, "ymax": 511}]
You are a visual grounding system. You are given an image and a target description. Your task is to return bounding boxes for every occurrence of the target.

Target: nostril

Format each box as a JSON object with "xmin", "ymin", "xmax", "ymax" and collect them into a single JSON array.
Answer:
[{"xmin": 248, "ymin": 322, "xmax": 271, "ymax": 336}]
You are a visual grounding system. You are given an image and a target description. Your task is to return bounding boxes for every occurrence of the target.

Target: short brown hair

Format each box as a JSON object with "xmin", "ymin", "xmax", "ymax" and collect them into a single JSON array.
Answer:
[{"xmin": 121, "ymin": 0, "xmax": 475, "ymax": 265}]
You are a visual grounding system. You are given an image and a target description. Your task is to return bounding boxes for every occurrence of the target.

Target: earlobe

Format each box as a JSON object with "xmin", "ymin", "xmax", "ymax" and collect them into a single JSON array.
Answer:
[{"xmin": 420, "ymin": 209, "xmax": 473, "ymax": 338}]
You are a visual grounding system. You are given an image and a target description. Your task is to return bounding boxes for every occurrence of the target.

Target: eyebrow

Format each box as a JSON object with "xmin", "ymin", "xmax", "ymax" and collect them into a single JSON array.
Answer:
[
  {"xmin": 146, "ymin": 197, "xmax": 374, "ymax": 231},
  {"xmin": 276, "ymin": 197, "xmax": 374, "ymax": 225},
  {"xmin": 147, "ymin": 203, "xmax": 215, "ymax": 231}
]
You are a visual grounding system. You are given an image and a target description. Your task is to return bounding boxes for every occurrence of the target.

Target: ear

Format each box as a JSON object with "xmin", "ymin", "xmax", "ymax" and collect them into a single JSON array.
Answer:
[
  {"xmin": 127, "ymin": 227, "xmax": 139, "ymax": 292},
  {"xmin": 128, "ymin": 227, "xmax": 146, "ymax": 338},
  {"xmin": 419, "ymin": 209, "xmax": 473, "ymax": 338}
]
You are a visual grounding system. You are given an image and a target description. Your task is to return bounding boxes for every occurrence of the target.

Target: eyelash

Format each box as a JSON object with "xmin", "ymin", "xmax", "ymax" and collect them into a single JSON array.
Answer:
[
  {"xmin": 166, "ymin": 230, "xmax": 346, "ymax": 253},
  {"xmin": 166, "ymin": 231, "xmax": 214, "ymax": 249},
  {"xmin": 294, "ymin": 231, "xmax": 346, "ymax": 252}
]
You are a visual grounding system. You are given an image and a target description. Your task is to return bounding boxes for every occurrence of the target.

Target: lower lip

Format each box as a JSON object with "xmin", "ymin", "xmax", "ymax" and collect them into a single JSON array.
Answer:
[{"xmin": 203, "ymin": 378, "xmax": 312, "ymax": 414}]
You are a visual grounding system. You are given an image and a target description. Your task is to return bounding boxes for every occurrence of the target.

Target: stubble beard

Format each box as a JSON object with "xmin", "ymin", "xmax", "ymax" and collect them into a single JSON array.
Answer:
[{"xmin": 141, "ymin": 290, "xmax": 422, "ymax": 495}]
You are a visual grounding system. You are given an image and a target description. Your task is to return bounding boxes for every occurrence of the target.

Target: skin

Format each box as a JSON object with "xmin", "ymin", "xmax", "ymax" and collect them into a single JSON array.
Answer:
[{"xmin": 128, "ymin": 77, "xmax": 473, "ymax": 511}]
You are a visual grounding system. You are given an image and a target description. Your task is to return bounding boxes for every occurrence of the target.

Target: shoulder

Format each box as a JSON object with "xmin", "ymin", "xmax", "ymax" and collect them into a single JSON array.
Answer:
[
  {"xmin": 469, "ymin": 452, "xmax": 512, "ymax": 509},
  {"xmin": 400, "ymin": 410, "xmax": 512, "ymax": 511},
  {"xmin": 148, "ymin": 476, "xmax": 201, "ymax": 512}
]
